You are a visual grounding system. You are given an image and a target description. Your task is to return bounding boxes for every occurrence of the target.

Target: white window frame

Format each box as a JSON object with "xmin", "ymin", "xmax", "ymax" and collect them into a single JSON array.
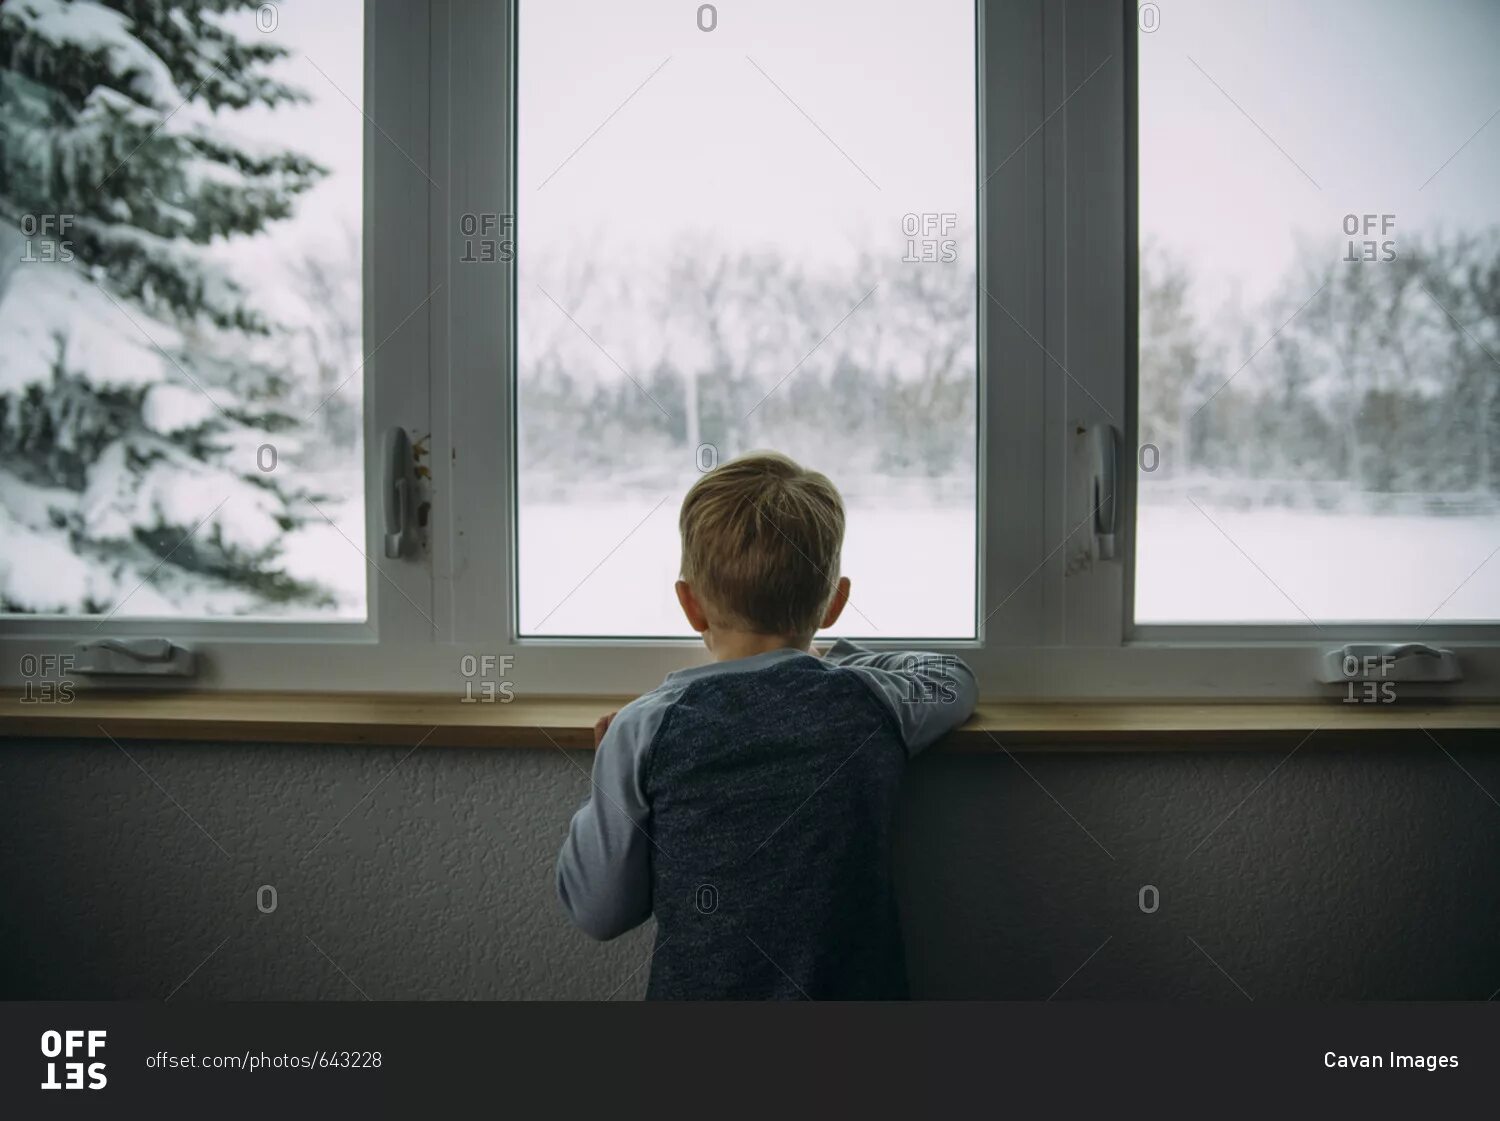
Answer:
[{"xmin": 5, "ymin": 0, "xmax": 1499, "ymax": 701}]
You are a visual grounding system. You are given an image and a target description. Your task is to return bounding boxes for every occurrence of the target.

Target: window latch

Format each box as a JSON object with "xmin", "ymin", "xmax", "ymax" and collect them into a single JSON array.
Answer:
[
  {"xmin": 73, "ymin": 639, "xmax": 195, "ymax": 677},
  {"xmin": 1317, "ymin": 643, "xmax": 1461, "ymax": 684},
  {"xmin": 383, "ymin": 425, "xmax": 412, "ymax": 559},
  {"xmin": 1088, "ymin": 423, "xmax": 1119, "ymax": 560}
]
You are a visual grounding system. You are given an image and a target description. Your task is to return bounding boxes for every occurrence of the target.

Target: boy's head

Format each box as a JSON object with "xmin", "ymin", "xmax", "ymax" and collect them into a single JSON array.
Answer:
[{"xmin": 677, "ymin": 451, "xmax": 849, "ymax": 645}]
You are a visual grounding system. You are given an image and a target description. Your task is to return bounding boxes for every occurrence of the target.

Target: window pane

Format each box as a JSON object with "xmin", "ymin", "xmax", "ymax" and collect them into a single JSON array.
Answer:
[
  {"xmin": 1135, "ymin": 0, "xmax": 1500, "ymax": 624},
  {"xmin": 0, "ymin": 0, "xmax": 365, "ymax": 619},
  {"xmin": 517, "ymin": 0, "xmax": 977, "ymax": 638}
]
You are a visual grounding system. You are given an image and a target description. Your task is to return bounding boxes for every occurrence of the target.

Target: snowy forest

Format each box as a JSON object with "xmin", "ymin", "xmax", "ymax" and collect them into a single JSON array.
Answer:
[
  {"xmin": 1140, "ymin": 231, "xmax": 1500, "ymax": 512},
  {"xmin": 521, "ymin": 227, "xmax": 1500, "ymax": 513},
  {"xmin": 517, "ymin": 246, "xmax": 978, "ymax": 504}
]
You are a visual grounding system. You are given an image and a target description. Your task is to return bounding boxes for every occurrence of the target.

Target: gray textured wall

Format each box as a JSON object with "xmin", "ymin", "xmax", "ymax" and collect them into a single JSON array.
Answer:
[{"xmin": 1, "ymin": 735, "xmax": 1497, "ymax": 1000}]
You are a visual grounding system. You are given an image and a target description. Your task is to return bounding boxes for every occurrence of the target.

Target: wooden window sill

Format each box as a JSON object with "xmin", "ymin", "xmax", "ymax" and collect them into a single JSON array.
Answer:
[{"xmin": 1, "ymin": 691, "xmax": 1497, "ymax": 750}]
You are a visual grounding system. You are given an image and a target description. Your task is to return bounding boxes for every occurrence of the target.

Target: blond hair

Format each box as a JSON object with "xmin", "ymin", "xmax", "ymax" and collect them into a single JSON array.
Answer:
[{"xmin": 679, "ymin": 451, "xmax": 845, "ymax": 637}]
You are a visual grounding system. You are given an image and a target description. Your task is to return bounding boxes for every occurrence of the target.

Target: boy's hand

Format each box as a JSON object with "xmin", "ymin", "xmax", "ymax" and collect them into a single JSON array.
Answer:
[{"xmin": 594, "ymin": 711, "xmax": 618, "ymax": 748}]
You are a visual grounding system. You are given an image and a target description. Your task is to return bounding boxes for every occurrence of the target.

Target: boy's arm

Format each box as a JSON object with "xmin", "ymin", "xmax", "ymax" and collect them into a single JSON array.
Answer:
[
  {"xmin": 555, "ymin": 702, "xmax": 656, "ymax": 940},
  {"xmin": 824, "ymin": 638, "xmax": 978, "ymax": 756}
]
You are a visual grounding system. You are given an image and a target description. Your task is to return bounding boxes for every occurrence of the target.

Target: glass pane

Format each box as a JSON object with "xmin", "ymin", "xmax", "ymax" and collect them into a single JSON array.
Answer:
[
  {"xmin": 517, "ymin": 0, "xmax": 977, "ymax": 637},
  {"xmin": 0, "ymin": 0, "xmax": 365, "ymax": 619},
  {"xmin": 1135, "ymin": 0, "xmax": 1500, "ymax": 625}
]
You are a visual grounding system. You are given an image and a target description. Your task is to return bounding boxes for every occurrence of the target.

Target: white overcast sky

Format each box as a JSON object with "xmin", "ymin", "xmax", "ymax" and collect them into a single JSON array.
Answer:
[
  {"xmin": 1140, "ymin": 0, "xmax": 1500, "ymax": 313},
  {"xmin": 519, "ymin": 0, "xmax": 977, "ymax": 270}
]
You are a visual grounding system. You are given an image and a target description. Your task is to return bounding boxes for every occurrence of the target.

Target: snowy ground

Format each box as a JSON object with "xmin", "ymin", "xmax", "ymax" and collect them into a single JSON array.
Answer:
[
  {"xmin": 519, "ymin": 500, "xmax": 976, "ymax": 638},
  {"xmin": 1135, "ymin": 502, "xmax": 1500, "ymax": 625},
  {"xmin": 519, "ymin": 499, "xmax": 1500, "ymax": 635}
]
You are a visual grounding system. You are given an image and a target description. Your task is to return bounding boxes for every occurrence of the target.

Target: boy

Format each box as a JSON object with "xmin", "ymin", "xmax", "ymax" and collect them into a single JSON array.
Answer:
[{"xmin": 555, "ymin": 452, "xmax": 977, "ymax": 998}]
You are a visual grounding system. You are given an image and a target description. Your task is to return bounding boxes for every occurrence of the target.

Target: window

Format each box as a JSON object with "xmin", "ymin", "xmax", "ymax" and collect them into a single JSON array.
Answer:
[
  {"xmin": 1, "ymin": 0, "xmax": 368, "ymax": 620},
  {"xmin": 515, "ymin": 0, "xmax": 977, "ymax": 638},
  {"xmin": 6, "ymin": 0, "xmax": 1499, "ymax": 700},
  {"xmin": 1135, "ymin": 0, "xmax": 1500, "ymax": 626},
  {"xmin": 1, "ymin": 0, "xmax": 434, "ymax": 693}
]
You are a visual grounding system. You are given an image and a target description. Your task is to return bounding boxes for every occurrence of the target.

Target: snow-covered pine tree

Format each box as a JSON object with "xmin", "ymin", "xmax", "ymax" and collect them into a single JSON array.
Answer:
[{"xmin": 0, "ymin": 0, "xmax": 341, "ymax": 615}]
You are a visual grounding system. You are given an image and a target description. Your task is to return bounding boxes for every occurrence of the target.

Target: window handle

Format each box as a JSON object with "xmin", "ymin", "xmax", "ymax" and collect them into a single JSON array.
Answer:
[
  {"xmin": 1089, "ymin": 423, "xmax": 1119, "ymax": 560},
  {"xmin": 383, "ymin": 425, "xmax": 412, "ymax": 559}
]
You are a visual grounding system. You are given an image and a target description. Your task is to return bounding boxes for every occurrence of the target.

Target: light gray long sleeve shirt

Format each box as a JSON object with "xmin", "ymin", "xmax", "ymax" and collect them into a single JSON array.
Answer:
[{"xmin": 554, "ymin": 640, "xmax": 977, "ymax": 998}]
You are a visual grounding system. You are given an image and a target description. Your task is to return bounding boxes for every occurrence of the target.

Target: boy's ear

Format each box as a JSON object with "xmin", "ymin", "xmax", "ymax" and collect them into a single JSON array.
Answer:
[
  {"xmin": 820, "ymin": 576, "xmax": 851, "ymax": 629},
  {"xmin": 675, "ymin": 580, "xmax": 710, "ymax": 634}
]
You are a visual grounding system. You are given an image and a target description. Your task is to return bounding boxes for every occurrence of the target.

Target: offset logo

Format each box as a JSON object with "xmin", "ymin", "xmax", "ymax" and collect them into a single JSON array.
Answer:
[
  {"xmin": 40, "ymin": 1030, "xmax": 107, "ymax": 1090},
  {"xmin": 901, "ymin": 655, "xmax": 963, "ymax": 704},
  {"xmin": 458, "ymin": 213, "xmax": 515, "ymax": 264}
]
